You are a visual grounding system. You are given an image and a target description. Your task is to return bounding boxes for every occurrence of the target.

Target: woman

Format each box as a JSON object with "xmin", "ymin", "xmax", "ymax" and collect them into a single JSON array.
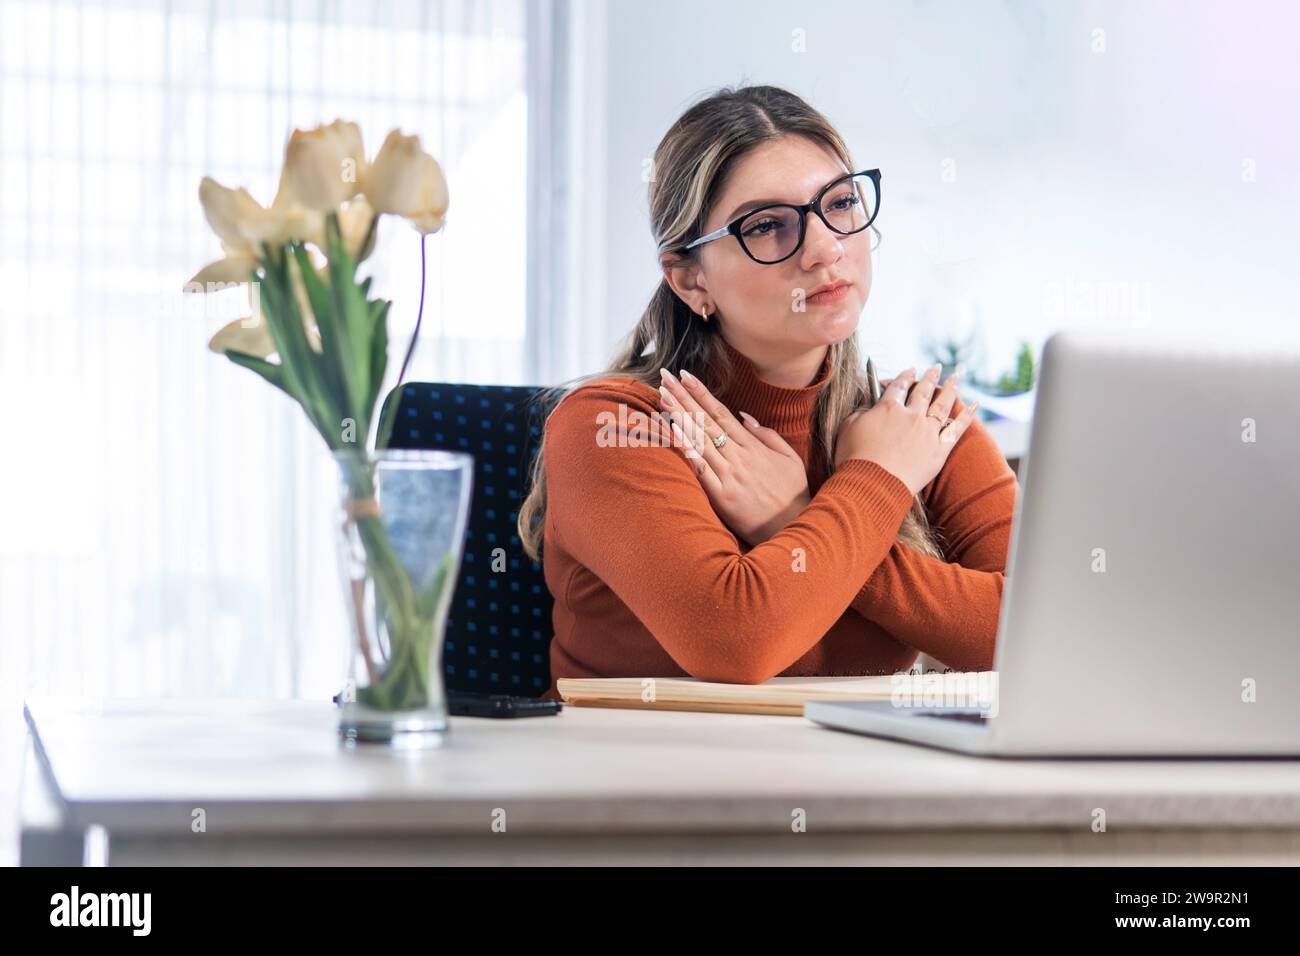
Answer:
[{"xmin": 518, "ymin": 84, "xmax": 1018, "ymax": 702}]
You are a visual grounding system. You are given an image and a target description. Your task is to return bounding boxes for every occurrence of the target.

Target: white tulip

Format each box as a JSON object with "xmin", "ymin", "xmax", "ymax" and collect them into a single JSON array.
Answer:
[
  {"xmin": 337, "ymin": 197, "xmax": 378, "ymax": 262},
  {"xmin": 207, "ymin": 276, "xmax": 321, "ymax": 357},
  {"xmin": 283, "ymin": 119, "xmax": 366, "ymax": 211},
  {"xmin": 208, "ymin": 313, "xmax": 276, "ymax": 358},
  {"xmin": 187, "ymin": 178, "xmax": 264, "ymax": 290},
  {"xmin": 363, "ymin": 130, "xmax": 448, "ymax": 234},
  {"xmin": 188, "ymin": 175, "xmax": 323, "ymax": 291},
  {"xmin": 198, "ymin": 177, "xmax": 270, "ymax": 245},
  {"xmin": 267, "ymin": 165, "xmax": 326, "ymax": 247},
  {"xmin": 186, "ymin": 243, "xmax": 259, "ymax": 288}
]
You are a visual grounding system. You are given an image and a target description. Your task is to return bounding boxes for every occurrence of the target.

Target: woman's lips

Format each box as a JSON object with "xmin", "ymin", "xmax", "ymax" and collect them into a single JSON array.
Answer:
[{"xmin": 808, "ymin": 282, "xmax": 851, "ymax": 305}]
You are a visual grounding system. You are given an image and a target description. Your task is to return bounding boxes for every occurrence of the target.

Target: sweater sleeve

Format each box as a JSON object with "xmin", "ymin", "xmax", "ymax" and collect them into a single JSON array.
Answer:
[
  {"xmin": 848, "ymin": 398, "xmax": 1019, "ymax": 672},
  {"xmin": 544, "ymin": 380, "xmax": 917, "ymax": 684}
]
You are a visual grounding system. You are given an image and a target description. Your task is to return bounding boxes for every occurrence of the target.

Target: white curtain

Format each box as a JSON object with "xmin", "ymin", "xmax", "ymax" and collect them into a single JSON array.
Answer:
[{"xmin": 0, "ymin": 0, "xmax": 531, "ymax": 842}]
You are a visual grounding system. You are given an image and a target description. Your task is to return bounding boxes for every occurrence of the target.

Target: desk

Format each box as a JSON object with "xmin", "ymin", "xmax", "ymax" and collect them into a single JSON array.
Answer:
[{"xmin": 19, "ymin": 696, "xmax": 1300, "ymax": 866}]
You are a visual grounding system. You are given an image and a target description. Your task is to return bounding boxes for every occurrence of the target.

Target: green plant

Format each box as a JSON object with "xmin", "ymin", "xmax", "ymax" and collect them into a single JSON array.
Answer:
[
  {"xmin": 992, "ymin": 340, "xmax": 1037, "ymax": 394},
  {"xmin": 921, "ymin": 328, "xmax": 980, "ymax": 377},
  {"xmin": 184, "ymin": 119, "xmax": 453, "ymax": 713}
]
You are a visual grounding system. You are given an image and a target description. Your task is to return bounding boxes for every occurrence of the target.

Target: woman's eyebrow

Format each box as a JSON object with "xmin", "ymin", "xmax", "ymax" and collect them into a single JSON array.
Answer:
[
  {"xmin": 725, "ymin": 196, "xmax": 788, "ymax": 220},
  {"xmin": 723, "ymin": 172, "xmax": 848, "ymax": 221}
]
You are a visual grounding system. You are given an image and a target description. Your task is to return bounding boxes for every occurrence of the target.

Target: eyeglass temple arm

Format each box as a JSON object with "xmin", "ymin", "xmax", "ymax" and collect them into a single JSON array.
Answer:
[{"xmin": 683, "ymin": 224, "xmax": 731, "ymax": 251}]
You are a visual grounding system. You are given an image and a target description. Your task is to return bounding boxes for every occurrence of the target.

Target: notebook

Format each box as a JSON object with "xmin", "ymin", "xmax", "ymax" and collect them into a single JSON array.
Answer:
[{"xmin": 556, "ymin": 674, "xmax": 906, "ymax": 716}]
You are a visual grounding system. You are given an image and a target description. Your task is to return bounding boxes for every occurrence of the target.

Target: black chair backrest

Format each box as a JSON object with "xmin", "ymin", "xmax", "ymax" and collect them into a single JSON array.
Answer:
[{"xmin": 379, "ymin": 382, "xmax": 553, "ymax": 697}]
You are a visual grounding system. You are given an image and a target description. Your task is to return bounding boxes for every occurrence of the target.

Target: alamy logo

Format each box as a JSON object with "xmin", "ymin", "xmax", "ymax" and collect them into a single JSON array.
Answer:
[{"xmin": 49, "ymin": 885, "xmax": 151, "ymax": 936}]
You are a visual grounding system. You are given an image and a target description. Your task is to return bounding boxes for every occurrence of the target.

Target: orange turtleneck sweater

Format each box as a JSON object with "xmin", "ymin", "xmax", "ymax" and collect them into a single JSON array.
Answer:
[{"xmin": 538, "ymin": 335, "xmax": 1019, "ymax": 702}]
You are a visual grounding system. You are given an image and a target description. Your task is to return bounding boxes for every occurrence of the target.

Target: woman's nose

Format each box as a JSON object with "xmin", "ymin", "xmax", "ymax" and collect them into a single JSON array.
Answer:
[{"xmin": 799, "ymin": 213, "xmax": 844, "ymax": 269}]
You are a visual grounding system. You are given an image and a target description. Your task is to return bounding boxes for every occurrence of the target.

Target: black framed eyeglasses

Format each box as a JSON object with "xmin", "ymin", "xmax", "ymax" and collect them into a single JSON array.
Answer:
[{"xmin": 676, "ymin": 168, "xmax": 881, "ymax": 265}]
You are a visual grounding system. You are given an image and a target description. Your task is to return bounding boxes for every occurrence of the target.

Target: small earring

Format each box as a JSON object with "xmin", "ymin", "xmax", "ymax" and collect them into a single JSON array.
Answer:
[{"xmin": 701, "ymin": 306, "xmax": 710, "ymax": 323}]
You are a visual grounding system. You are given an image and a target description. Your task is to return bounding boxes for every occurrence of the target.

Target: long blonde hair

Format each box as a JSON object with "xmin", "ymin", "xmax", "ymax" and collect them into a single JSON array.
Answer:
[{"xmin": 518, "ymin": 84, "xmax": 944, "ymax": 563}]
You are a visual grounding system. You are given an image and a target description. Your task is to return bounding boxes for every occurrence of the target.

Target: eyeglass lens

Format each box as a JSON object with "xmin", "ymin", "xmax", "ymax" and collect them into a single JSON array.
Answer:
[{"xmin": 737, "ymin": 172, "xmax": 878, "ymax": 263}]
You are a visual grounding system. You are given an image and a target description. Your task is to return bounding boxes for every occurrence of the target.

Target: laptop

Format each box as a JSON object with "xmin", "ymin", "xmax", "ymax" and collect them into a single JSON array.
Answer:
[{"xmin": 806, "ymin": 327, "xmax": 1300, "ymax": 757}]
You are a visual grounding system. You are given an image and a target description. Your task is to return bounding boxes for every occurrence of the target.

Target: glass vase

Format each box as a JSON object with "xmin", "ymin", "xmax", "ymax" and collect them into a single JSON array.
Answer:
[{"xmin": 333, "ymin": 448, "xmax": 474, "ymax": 749}]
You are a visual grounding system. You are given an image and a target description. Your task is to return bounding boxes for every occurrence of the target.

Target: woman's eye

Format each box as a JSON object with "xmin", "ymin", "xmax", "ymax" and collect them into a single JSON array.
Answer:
[
  {"xmin": 829, "ymin": 195, "xmax": 860, "ymax": 211},
  {"xmin": 742, "ymin": 218, "xmax": 783, "ymax": 237}
]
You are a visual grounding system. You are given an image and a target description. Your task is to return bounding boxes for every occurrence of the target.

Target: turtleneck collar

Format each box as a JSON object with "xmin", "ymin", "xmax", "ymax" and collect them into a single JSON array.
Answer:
[{"xmin": 712, "ymin": 334, "xmax": 831, "ymax": 435}]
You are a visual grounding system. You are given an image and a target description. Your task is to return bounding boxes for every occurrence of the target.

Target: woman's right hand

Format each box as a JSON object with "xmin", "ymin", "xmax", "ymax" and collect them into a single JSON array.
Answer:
[{"xmin": 833, "ymin": 364, "xmax": 980, "ymax": 495}]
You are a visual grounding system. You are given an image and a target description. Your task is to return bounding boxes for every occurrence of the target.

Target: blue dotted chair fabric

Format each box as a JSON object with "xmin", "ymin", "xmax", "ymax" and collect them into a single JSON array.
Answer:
[{"xmin": 379, "ymin": 382, "xmax": 554, "ymax": 697}]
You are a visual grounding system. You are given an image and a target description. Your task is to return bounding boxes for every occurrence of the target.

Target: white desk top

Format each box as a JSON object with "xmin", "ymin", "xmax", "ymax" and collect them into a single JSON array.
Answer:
[{"xmin": 23, "ymin": 695, "xmax": 1300, "ymax": 836}]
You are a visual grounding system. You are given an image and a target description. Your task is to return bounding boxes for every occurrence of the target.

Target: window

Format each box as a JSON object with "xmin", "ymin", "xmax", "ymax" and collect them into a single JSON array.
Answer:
[{"xmin": 0, "ymin": 0, "xmax": 530, "ymax": 712}]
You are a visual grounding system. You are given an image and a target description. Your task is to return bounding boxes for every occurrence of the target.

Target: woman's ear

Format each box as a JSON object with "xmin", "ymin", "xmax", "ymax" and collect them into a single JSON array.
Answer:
[{"xmin": 660, "ymin": 251, "xmax": 709, "ymax": 314}]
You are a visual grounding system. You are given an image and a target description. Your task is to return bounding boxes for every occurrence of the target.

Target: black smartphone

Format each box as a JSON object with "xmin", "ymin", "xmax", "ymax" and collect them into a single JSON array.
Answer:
[
  {"xmin": 447, "ymin": 691, "xmax": 562, "ymax": 718},
  {"xmin": 331, "ymin": 688, "xmax": 562, "ymax": 718}
]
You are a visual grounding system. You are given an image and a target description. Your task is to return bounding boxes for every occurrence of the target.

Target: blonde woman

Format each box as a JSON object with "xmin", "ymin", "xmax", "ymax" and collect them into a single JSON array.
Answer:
[{"xmin": 518, "ymin": 85, "xmax": 1018, "ymax": 701}]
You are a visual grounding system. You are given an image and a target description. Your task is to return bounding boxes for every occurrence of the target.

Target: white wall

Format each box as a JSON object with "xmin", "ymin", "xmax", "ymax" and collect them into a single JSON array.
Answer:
[{"xmin": 583, "ymin": 0, "xmax": 1300, "ymax": 381}]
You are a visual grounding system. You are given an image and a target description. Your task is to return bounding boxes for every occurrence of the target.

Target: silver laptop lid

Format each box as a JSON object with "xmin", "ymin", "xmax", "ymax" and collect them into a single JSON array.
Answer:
[{"xmin": 992, "ymin": 328, "xmax": 1300, "ymax": 755}]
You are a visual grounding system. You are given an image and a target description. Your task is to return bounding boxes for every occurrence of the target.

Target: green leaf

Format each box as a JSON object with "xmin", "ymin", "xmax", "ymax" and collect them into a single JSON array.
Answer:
[
  {"xmin": 1015, "ymin": 341, "xmax": 1035, "ymax": 391},
  {"xmin": 374, "ymin": 384, "xmax": 403, "ymax": 451},
  {"xmin": 260, "ymin": 245, "xmax": 341, "ymax": 446},
  {"xmin": 253, "ymin": 274, "xmax": 303, "ymax": 402},
  {"xmin": 356, "ymin": 684, "xmax": 385, "ymax": 711},
  {"xmin": 325, "ymin": 215, "xmax": 375, "ymax": 432},
  {"xmin": 367, "ymin": 298, "xmax": 390, "ymax": 426},
  {"xmin": 292, "ymin": 245, "xmax": 339, "ymax": 353},
  {"xmin": 292, "ymin": 242, "xmax": 361, "ymax": 423},
  {"xmin": 351, "ymin": 511, "xmax": 418, "ymax": 636},
  {"xmin": 224, "ymin": 349, "xmax": 286, "ymax": 392},
  {"xmin": 417, "ymin": 552, "xmax": 457, "ymax": 621}
]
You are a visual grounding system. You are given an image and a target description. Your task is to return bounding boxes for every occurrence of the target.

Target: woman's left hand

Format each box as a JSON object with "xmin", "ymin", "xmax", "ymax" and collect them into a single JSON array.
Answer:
[{"xmin": 657, "ymin": 367, "xmax": 811, "ymax": 546}]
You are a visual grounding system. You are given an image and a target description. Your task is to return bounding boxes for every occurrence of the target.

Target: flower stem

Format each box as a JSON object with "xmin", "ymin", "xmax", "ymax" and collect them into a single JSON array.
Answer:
[{"xmin": 376, "ymin": 232, "xmax": 428, "ymax": 451}]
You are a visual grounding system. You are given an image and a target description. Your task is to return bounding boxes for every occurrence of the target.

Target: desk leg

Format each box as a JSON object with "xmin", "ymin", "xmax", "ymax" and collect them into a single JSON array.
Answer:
[{"xmin": 18, "ymin": 733, "xmax": 84, "ymax": 866}]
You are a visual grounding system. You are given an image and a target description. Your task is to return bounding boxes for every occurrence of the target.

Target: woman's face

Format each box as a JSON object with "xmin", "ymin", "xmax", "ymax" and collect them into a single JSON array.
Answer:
[{"xmin": 667, "ymin": 135, "xmax": 872, "ymax": 355}]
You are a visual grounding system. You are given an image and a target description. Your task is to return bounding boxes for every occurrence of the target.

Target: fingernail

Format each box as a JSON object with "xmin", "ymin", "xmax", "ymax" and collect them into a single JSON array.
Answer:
[
  {"xmin": 659, "ymin": 385, "xmax": 677, "ymax": 407},
  {"xmin": 739, "ymin": 411, "xmax": 758, "ymax": 428},
  {"xmin": 659, "ymin": 367, "xmax": 675, "ymax": 382},
  {"xmin": 680, "ymin": 369, "xmax": 696, "ymax": 385}
]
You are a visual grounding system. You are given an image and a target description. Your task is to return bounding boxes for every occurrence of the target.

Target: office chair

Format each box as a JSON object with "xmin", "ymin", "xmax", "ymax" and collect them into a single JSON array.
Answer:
[{"xmin": 377, "ymin": 382, "xmax": 554, "ymax": 697}]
